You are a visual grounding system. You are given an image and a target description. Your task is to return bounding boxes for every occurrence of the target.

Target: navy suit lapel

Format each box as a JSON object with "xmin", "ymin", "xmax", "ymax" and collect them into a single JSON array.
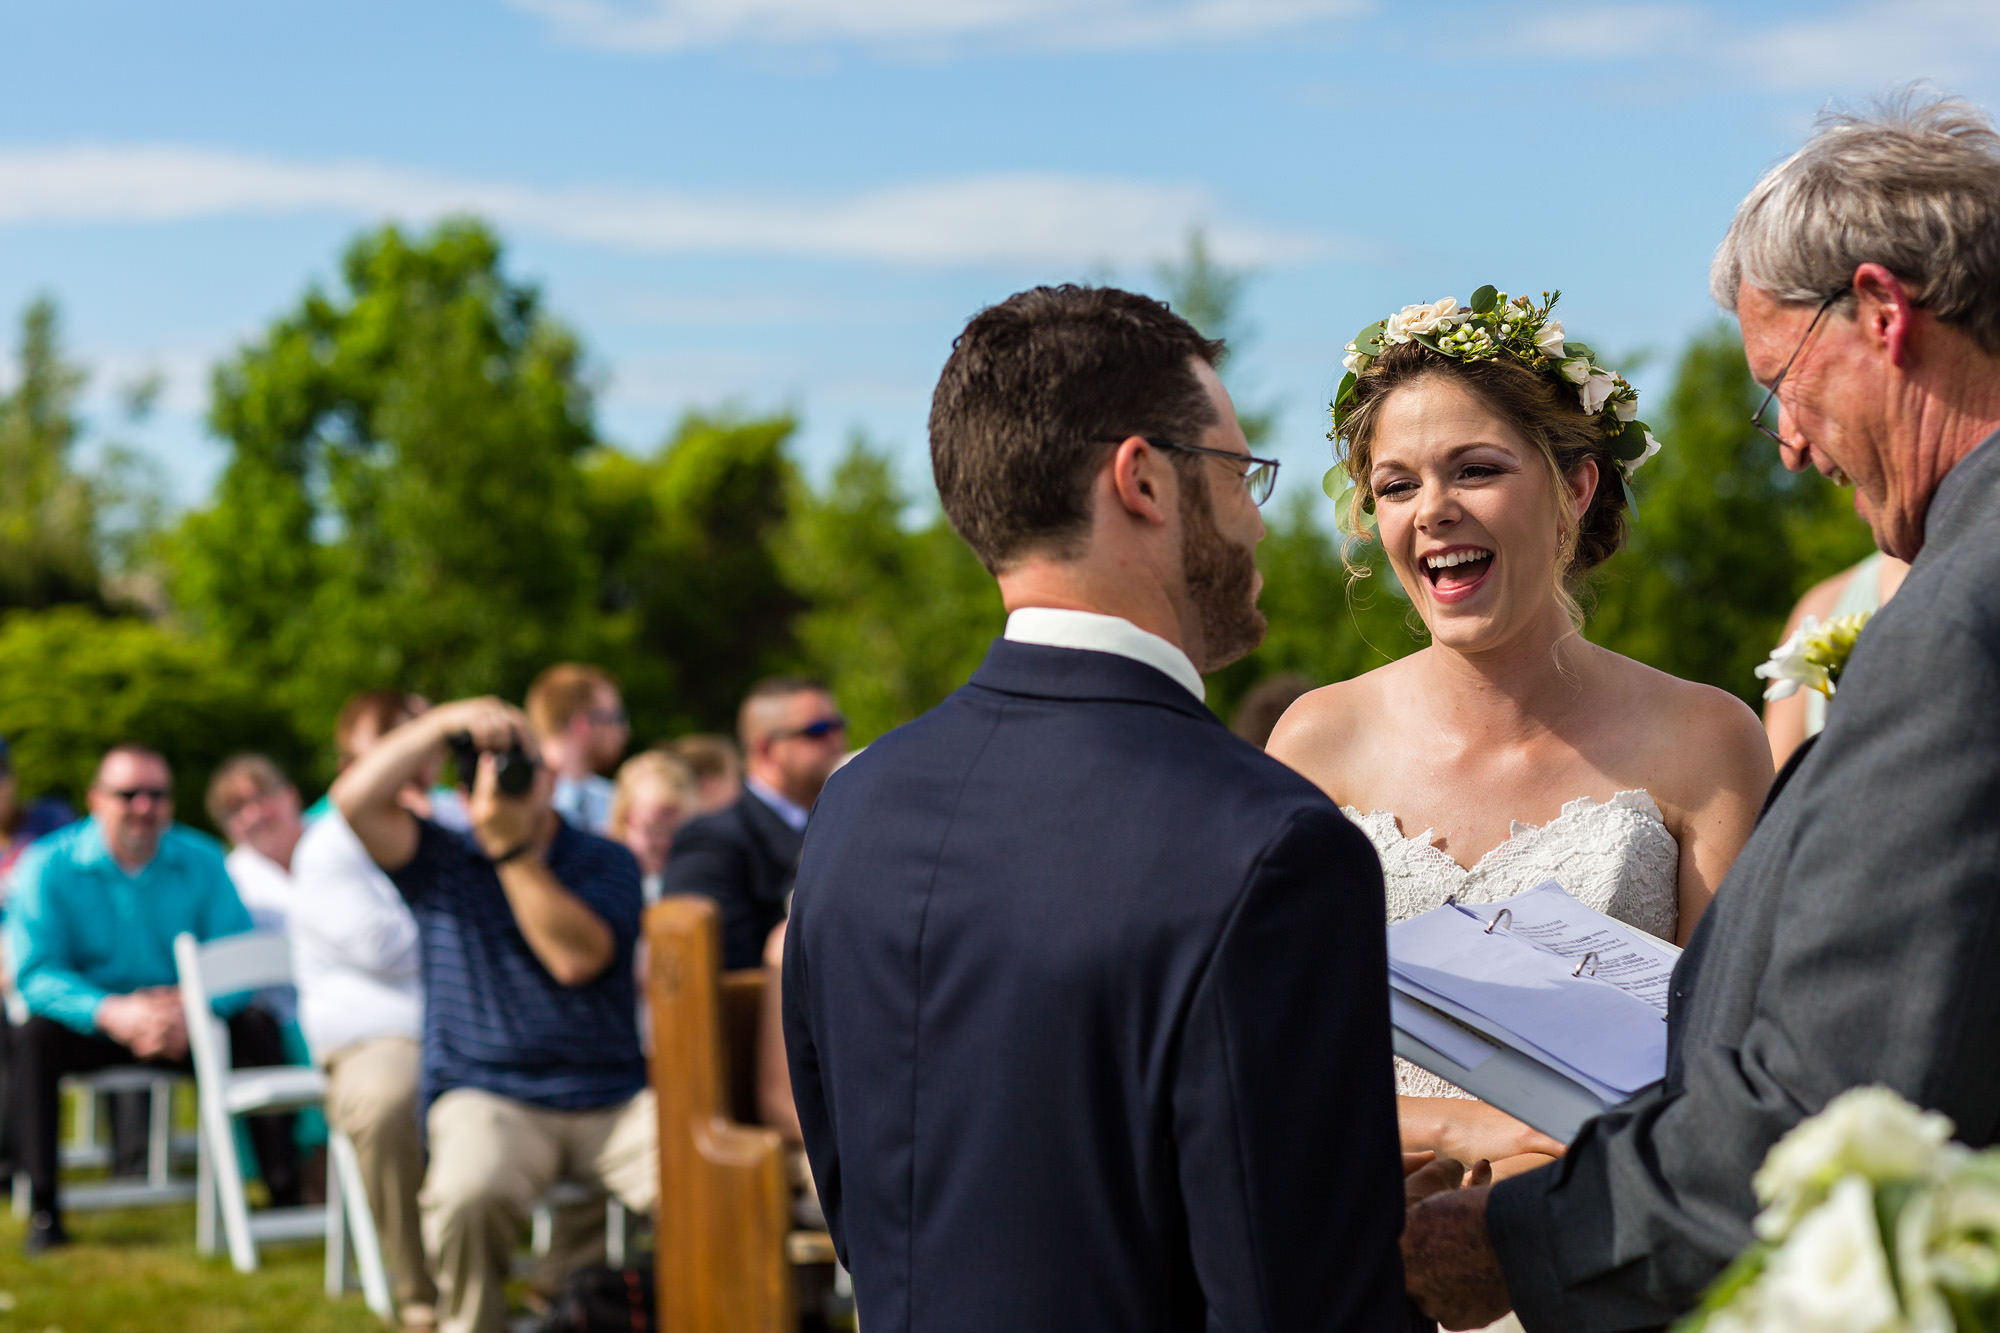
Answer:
[
  {"xmin": 968, "ymin": 637, "xmax": 1221, "ymax": 726},
  {"xmin": 738, "ymin": 789, "xmax": 804, "ymax": 897}
]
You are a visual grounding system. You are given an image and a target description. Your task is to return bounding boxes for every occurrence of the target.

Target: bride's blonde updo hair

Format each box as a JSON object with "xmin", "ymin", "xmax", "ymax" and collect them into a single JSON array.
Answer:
[{"xmin": 1332, "ymin": 342, "xmax": 1632, "ymax": 626}]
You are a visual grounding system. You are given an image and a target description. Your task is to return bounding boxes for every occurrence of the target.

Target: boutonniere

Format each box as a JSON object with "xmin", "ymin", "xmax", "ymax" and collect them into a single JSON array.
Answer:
[{"xmin": 1754, "ymin": 612, "xmax": 1872, "ymax": 701}]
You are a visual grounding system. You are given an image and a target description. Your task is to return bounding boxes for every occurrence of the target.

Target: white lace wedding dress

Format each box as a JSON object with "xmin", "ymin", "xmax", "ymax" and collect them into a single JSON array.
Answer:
[{"xmin": 1346, "ymin": 789, "xmax": 1681, "ymax": 1100}]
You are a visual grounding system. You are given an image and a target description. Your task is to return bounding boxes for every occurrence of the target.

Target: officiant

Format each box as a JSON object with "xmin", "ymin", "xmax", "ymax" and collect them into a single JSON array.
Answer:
[{"xmin": 1402, "ymin": 91, "xmax": 2000, "ymax": 1332}]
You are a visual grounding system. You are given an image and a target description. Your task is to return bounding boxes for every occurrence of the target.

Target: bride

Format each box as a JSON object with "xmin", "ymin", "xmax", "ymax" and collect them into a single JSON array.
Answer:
[{"xmin": 1269, "ymin": 288, "xmax": 1774, "ymax": 1178}]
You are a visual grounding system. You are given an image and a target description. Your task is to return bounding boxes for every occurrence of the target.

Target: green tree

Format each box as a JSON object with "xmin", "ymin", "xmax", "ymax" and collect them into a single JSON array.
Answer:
[
  {"xmin": 0, "ymin": 607, "xmax": 303, "ymax": 828},
  {"xmin": 166, "ymin": 220, "xmax": 601, "ymax": 767},
  {"xmin": 776, "ymin": 441, "xmax": 1000, "ymax": 742},
  {"xmin": 0, "ymin": 300, "xmax": 104, "ymax": 609},
  {"xmin": 1152, "ymin": 229, "xmax": 1275, "ymax": 446},
  {"xmin": 584, "ymin": 411, "xmax": 808, "ymax": 740},
  {"xmin": 1588, "ymin": 323, "xmax": 1875, "ymax": 704}
]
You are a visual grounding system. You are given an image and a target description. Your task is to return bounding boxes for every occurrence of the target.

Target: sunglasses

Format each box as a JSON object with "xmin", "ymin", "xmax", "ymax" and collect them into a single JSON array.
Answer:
[
  {"xmin": 101, "ymin": 786, "xmax": 171, "ymax": 805},
  {"xmin": 587, "ymin": 707, "xmax": 629, "ymax": 727},
  {"xmin": 774, "ymin": 716, "xmax": 847, "ymax": 742}
]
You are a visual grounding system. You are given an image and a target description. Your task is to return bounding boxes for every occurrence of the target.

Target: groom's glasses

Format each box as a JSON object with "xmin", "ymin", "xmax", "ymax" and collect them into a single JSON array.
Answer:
[
  {"xmin": 1751, "ymin": 291, "xmax": 1844, "ymax": 444},
  {"xmin": 1140, "ymin": 438, "xmax": 1281, "ymax": 506}
]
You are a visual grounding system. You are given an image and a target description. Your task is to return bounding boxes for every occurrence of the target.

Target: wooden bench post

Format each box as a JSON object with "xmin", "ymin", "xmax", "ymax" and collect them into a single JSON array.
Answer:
[{"xmin": 646, "ymin": 895, "xmax": 797, "ymax": 1333}]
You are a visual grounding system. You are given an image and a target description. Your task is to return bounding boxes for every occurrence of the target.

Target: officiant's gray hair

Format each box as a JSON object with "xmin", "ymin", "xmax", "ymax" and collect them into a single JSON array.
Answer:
[{"xmin": 1712, "ymin": 89, "xmax": 2000, "ymax": 351}]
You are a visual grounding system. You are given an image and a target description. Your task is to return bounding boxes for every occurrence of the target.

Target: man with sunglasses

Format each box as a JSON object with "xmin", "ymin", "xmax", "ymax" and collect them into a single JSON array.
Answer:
[
  {"xmin": 782, "ymin": 286, "xmax": 1417, "ymax": 1333},
  {"xmin": 7, "ymin": 744, "xmax": 299, "ymax": 1253},
  {"xmin": 658, "ymin": 677, "xmax": 846, "ymax": 970}
]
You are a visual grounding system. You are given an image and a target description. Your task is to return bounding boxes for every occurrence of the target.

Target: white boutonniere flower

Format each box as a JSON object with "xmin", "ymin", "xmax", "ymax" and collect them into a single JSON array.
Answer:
[{"xmin": 1754, "ymin": 611, "xmax": 1872, "ymax": 701}]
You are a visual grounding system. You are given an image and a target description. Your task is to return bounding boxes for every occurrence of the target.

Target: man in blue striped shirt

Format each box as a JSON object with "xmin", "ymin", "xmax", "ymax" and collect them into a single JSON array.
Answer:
[{"xmin": 333, "ymin": 698, "xmax": 653, "ymax": 1333}]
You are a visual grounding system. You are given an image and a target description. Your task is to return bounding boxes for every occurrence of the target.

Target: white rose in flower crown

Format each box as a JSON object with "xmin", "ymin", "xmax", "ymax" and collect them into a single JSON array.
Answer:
[
  {"xmin": 1755, "ymin": 1176, "xmax": 1904, "ymax": 1333},
  {"xmin": 1578, "ymin": 367, "xmax": 1620, "ymax": 415},
  {"xmin": 1625, "ymin": 430, "xmax": 1662, "ymax": 476},
  {"xmin": 1753, "ymin": 1086, "xmax": 1957, "ymax": 1240},
  {"xmin": 1342, "ymin": 343, "xmax": 1372, "ymax": 375},
  {"xmin": 1614, "ymin": 394, "xmax": 1639, "ymax": 423},
  {"xmin": 1384, "ymin": 297, "xmax": 1466, "ymax": 344},
  {"xmin": 1559, "ymin": 355, "xmax": 1593, "ymax": 385},
  {"xmin": 1537, "ymin": 318, "xmax": 1566, "ymax": 360}
]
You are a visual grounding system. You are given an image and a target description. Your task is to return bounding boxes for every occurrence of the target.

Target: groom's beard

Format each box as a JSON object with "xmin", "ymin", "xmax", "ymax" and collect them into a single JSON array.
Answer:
[{"xmin": 1180, "ymin": 472, "xmax": 1266, "ymax": 672}]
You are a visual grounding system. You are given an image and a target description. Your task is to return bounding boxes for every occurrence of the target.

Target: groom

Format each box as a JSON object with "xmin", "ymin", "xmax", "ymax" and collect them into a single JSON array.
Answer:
[
  {"xmin": 783, "ymin": 285, "xmax": 1416, "ymax": 1331},
  {"xmin": 1404, "ymin": 93, "xmax": 2000, "ymax": 1330}
]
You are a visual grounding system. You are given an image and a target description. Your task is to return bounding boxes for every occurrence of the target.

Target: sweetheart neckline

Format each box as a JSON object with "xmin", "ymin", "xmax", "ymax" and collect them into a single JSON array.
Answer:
[{"xmin": 1342, "ymin": 788, "xmax": 1666, "ymax": 879}]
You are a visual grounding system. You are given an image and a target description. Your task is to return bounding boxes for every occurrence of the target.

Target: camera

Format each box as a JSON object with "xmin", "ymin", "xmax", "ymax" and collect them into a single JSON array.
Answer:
[{"xmin": 446, "ymin": 730, "xmax": 538, "ymax": 798}]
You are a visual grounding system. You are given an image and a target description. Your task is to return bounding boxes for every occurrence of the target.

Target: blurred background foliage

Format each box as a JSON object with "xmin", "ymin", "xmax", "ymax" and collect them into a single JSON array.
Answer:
[{"xmin": 0, "ymin": 219, "xmax": 1877, "ymax": 822}]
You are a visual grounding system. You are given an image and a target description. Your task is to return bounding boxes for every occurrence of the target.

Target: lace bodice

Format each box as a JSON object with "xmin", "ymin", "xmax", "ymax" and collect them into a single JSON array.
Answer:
[{"xmin": 1347, "ymin": 789, "xmax": 1681, "ymax": 1099}]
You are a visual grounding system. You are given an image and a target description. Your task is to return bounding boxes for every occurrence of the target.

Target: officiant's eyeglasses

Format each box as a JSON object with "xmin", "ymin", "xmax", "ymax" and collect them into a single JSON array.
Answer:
[
  {"xmin": 1751, "ymin": 291, "xmax": 1844, "ymax": 444},
  {"xmin": 1140, "ymin": 438, "xmax": 1281, "ymax": 506}
]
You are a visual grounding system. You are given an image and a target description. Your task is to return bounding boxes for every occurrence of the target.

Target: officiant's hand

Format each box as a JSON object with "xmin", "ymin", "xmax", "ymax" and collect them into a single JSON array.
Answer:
[{"xmin": 1404, "ymin": 1185, "xmax": 1513, "ymax": 1330}]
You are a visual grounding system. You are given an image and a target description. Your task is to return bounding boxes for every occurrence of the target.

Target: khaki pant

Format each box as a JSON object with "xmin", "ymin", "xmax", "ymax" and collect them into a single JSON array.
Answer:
[
  {"xmin": 421, "ymin": 1086, "xmax": 657, "ymax": 1333},
  {"xmin": 324, "ymin": 1036, "xmax": 436, "ymax": 1314}
]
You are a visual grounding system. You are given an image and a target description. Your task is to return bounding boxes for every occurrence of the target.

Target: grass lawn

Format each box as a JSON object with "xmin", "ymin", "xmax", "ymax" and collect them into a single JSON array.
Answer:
[{"xmin": 0, "ymin": 1199, "xmax": 388, "ymax": 1332}]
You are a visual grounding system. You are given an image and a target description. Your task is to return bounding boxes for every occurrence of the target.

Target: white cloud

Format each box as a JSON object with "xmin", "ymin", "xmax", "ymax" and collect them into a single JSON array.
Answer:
[
  {"xmin": 0, "ymin": 143, "xmax": 1328, "ymax": 269},
  {"xmin": 1731, "ymin": 0, "xmax": 2000, "ymax": 91},
  {"xmin": 1502, "ymin": 0, "xmax": 2000, "ymax": 94},
  {"xmin": 506, "ymin": 0, "xmax": 1366, "ymax": 53}
]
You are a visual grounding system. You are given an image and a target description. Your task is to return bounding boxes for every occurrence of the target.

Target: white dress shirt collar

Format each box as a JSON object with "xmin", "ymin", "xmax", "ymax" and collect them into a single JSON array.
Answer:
[
  {"xmin": 1003, "ymin": 606, "xmax": 1205, "ymax": 702},
  {"xmin": 745, "ymin": 776, "xmax": 811, "ymax": 832}
]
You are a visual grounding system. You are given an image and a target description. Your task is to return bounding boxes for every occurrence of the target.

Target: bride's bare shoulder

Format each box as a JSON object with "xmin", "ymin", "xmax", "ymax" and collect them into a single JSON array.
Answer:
[
  {"xmin": 1263, "ymin": 658, "xmax": 1413, "ymax": 795},
  {"xmin": 1593, "ymin": 648, "xmax": 1773, "ymax": 810}
]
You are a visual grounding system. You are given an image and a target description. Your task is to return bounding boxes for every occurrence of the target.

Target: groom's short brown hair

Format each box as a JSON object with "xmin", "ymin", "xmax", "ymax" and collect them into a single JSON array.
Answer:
[{"xmin": 929, "ymin": 285, "xmax": 1225, "ymax": 573}]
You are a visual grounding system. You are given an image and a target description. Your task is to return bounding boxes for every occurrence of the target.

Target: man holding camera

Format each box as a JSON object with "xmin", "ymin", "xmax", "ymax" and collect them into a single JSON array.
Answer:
[{"xmin": 332, "ymin": 697, "xmax": 654, "ymax": 1333}]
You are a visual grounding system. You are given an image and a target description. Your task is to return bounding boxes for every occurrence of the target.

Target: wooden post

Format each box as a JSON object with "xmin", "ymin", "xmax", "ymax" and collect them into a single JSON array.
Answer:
[{"xmin": 646, "ymin": 896, "xmax": 796, "ymax": 1333}]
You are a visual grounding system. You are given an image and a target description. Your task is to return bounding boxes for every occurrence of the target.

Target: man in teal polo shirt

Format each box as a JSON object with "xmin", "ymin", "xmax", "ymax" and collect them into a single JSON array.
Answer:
[{"xmin": 7, "ymin": 743, "xmax": 299, "ymax": 1253}]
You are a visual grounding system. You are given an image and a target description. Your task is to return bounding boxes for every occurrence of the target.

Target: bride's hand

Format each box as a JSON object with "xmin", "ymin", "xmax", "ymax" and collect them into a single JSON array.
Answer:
[{"xmin": 1402, "ymin": 1096, "xmax": 1565, "ymax": 1169}]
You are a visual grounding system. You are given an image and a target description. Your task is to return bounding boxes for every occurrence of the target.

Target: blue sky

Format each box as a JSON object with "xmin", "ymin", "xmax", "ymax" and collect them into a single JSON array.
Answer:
[{"xmin": 5, "ymin": 0, "xmax": 1998, "ymax": 512}]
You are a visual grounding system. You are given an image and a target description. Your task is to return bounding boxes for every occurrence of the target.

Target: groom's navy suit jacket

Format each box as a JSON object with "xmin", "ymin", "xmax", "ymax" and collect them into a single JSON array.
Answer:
[{"xmin": 783, "ymin": 638, "xmax": 1413, "ymax": 1333}]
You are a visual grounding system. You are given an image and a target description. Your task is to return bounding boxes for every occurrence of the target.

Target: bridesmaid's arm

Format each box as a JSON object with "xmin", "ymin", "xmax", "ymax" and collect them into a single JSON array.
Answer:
[{"xmin": 1665, "ymin": 689, "xmax": 1774, "ymax": 945}]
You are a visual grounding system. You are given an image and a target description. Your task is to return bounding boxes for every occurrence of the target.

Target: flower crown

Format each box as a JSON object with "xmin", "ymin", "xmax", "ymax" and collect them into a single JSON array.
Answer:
[{"xmin": 1325, "ymin": 286, "xmax": 1662, "ymax": 502}]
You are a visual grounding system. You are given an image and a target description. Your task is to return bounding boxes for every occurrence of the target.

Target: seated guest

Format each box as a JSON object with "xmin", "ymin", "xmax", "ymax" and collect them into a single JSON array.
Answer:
[
  {"xmin": 0, "ymin": 736, "xmax": 77, "ymax": 1182},
  {"xmin": 333, "ymin": 697, "xmax": 653, "ymax": 1333},
  {"xmin": 289, "ymin": 691, "xmax": 441, "ymax": 1330},
  {"xmin": 0, "ymin": 736, "xmax": 76, "ymax": 888},
  {"xmin": 526, "ymin": 664, "xmax": 628, "ymax": 835},
  {"xmin": 207, "ymin": 755, "xmax": 308, "ymax": 1029},
  {"xmin": 608, "ymin": 751, "xmax": 697, "ymax": 905},
  {"xmin": 658, "ymin": 679, "xmax": 845, "ymax": 970},
  {"xmin": 7, "ymin": 744, "xmax": 298, "ymax": 1254},
  {"xmin": 665, "ymin": 734, "xmax": 742, "ymax": 816}
]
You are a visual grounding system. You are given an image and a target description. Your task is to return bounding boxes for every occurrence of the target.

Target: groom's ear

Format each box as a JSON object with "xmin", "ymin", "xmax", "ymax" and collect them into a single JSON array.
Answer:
[{"xmin": 1107, "ymin": 435, "xmax": 1174, "ymax": 527}]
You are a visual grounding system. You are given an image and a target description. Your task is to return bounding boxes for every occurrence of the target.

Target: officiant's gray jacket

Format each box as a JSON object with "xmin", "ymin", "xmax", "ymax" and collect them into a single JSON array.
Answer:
[{"xmin": 1490, "ymin": 434, "xmax": 2000, "ymax": 1331}]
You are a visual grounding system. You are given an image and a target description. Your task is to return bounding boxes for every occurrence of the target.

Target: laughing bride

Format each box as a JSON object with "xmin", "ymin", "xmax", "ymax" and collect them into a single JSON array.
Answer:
[{"xmin": 1269, "ymin": 288, "xmax": 1774, "ymax": 1180}]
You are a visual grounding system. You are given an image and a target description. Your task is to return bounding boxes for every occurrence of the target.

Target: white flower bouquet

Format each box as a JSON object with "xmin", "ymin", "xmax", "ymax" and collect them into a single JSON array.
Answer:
[{"xmin": 1676, "ymin": 1087, "xmax": 2000, "ymax": 1333}]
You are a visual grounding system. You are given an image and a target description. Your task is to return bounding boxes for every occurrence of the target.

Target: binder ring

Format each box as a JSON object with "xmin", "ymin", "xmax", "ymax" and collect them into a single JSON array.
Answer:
[
  {"xmin": 1483, "ymin": 909, "xmax": 1512, "ymax": 935},
  {"xmin": 1572, "ymin": 951, "xmax": 1600, "ymax": 978}
]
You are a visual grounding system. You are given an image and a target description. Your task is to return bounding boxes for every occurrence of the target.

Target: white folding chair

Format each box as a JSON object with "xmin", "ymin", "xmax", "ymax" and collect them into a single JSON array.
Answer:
[
  {"xmin": 172, "ymin": 931, "xmax": 392, "ymax": 1319},
  {"xmin": 4, "ymin": 988, "xmax": 197, "ymax": 1217},
  {"xmin": 529, "ymin": 1181, "xmax": 630, "ymax": 1269}
]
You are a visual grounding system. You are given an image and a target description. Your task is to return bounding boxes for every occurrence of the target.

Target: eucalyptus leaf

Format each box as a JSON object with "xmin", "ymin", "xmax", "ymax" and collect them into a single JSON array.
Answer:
[
  {"xmin": 1323, "ymin": 466, "xmax": 1349, "ymax": 500},
  {"xmin": 1469, "ymin": 285, "xmax": 1498, "ymax": 314},
  {"xmin": 1353, "ymin": 320, "xmax": 1388, "ymax": 357},
  {"xmin": 1413, "ymin": 333, "xmax": 1444, "ymax": 354},
  {"xmin": 1565, "ymin": 341, "xmax": 1596, "ymax": 361}
]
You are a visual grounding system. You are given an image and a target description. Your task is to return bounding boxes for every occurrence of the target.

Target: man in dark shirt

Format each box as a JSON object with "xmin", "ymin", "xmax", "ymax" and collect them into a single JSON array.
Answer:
[
  {"xmin": 334, "ymin": 697, "xmax": 653, "ymax": 1333},
  {"xmin": 658, "ymin": 677, "xmax": 847, "ymax": 969}
]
